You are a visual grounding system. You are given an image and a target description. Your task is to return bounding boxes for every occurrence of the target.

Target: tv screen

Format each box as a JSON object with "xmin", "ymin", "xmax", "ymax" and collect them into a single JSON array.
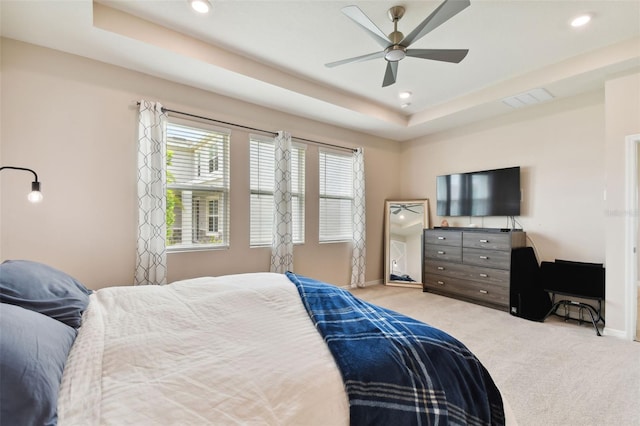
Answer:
[{"xmin": 436, "ymin": 166, "xmax": 521, "ymax": 217}]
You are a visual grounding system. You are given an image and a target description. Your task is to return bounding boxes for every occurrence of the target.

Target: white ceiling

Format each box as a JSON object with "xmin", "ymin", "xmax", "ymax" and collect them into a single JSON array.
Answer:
[
  {"xmin": 389, "ymin": 203, "xmax": 424, "ymax": 237},
  {"xmin": 2, "ymin": 0, "xmax": 639, "ymax": 141}
]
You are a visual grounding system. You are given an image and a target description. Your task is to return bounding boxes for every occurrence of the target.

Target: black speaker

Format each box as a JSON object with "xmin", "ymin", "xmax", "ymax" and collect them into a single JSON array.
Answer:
[{"xmin": 509, "ymin": 247, "xmax": 551, "ymax": 321}]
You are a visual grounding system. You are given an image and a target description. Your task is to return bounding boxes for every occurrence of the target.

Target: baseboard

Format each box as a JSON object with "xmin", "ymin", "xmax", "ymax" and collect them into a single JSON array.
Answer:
[
  {"xmin": 340, "ymin": 278, "xmax": 383, "ymax": 289},
  {"xmin": 603, "ymin": 326, "xmax": 632, "ymax": 340}
]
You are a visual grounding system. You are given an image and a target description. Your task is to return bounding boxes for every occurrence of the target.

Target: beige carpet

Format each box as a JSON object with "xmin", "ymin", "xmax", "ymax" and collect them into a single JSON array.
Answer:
[{"xmin": 350, "ymin": 285, "xmax": 640, "ymax": 426}]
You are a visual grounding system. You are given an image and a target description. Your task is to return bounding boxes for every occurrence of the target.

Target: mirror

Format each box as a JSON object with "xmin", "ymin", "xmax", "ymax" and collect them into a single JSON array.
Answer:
[{"xmin": 384, "ymin": 199, "xmax": 430, "ymax": 288}]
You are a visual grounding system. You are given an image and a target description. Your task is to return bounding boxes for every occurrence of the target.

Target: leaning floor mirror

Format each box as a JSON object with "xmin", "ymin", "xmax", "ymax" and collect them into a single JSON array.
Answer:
[{"xmin": 384, "ymin": 200, "xmax": 430, "ymax": 288}]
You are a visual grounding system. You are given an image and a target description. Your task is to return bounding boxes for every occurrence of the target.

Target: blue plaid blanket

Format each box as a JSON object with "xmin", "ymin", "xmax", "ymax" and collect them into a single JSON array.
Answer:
[{"xmin": 286, "ymin": 272, "xmax": 505, "ymax": 426}]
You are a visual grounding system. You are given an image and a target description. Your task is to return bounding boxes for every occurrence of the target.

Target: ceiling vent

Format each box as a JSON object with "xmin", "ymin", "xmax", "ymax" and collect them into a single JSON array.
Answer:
[{"xmin": 502, "ymin": 88, "xmax": 554, "ymax": 108}]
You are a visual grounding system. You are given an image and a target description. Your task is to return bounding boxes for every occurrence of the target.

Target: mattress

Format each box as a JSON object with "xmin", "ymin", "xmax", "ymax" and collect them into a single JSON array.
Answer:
[
  {"xmin": 58, "ymin": 273, "xmax": 349, "ymax": 425},
  {"xmin": 57, "ymin": 271, "xmax": 516, "ymax": 425}
]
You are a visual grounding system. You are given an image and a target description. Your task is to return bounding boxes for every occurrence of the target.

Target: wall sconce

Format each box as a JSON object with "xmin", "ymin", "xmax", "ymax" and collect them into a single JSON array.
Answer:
[{"xmin": 0, "ymin": 166, "xmax": 43, "ymax": 203}]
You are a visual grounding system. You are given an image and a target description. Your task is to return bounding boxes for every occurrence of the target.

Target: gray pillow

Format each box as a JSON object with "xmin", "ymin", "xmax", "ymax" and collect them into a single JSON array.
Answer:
[
  {"xmin": 0, "ymin": 260, "xmax": 92, "ymax": 328},
  {"xmin": 0, "ymin": 302, "xmax": 78, "ymax": 426}
]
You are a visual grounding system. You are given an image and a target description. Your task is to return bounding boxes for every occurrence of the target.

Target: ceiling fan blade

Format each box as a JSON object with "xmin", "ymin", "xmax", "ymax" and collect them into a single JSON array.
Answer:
[
  {"xmin": 382, "ymin": 61, "xmax": 398, "ymax": 87},
  {"xmin": 406, "ymin": 48, "xmax": 469, "ymax": 63},
  {"xmin": 325, "ymin": 51, "xmax": 385, "ymax": 68},
  {"xmin": 341, "ymin": 5, "xmax": 391, "ymax": 49},
  {"xmin": 401, "ymin": 0, "xmax": 470, "ymax": 47}
]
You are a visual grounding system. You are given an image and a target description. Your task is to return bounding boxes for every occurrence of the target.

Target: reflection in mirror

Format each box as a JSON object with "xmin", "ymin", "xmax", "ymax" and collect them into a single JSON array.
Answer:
[{"xmin": 384, "ymin": 200, "xmax": 430, "ymax": 288}]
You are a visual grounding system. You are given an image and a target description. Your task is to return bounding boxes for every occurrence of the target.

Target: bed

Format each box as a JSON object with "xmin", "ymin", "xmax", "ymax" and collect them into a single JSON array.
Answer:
[{"xmin": 0, "ymin": 260, "xmax": 514, "ymax": 425}]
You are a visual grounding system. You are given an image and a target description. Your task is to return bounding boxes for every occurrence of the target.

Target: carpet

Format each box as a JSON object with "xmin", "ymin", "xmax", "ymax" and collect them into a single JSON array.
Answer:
[{"xmin": 350, "ymin": 285, "xmax": 640, "ymax": 426}]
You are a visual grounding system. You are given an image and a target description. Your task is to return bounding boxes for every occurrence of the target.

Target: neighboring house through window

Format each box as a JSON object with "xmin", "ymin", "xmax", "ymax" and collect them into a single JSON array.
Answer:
[
  {"xmin": 166, "ymin": 119, "xmax": 230, "ymax": 250},
  {"xmin": 249, "ymin": 135, "xmax": 305, "ymax": 247},
  {"xmin": 319, "ymin": 149, "xmax": 353, "ymax": 242}
]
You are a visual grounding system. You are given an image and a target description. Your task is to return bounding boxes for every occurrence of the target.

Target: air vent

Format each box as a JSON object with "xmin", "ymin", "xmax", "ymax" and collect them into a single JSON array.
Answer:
[{"xmin": 502, "ymin": 88, "xmax": 554, "ymax": 109}]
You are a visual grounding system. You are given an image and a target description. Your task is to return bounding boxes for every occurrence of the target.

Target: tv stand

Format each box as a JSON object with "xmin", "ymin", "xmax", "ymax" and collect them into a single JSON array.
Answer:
[
  {"xmin": 539, "ymin": 260, "xmax": 606, "ymax": 336},
  {"xmin": 423, "ymin": 228, "xmax": 526, "ymax": 310},
  {"xmin": 544, "ymin": 297, "xmax": 604, "ymax": 336}
]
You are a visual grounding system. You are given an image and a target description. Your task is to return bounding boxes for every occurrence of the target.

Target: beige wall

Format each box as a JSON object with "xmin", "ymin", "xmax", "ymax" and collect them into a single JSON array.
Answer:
[
  {"xmin": 0, "ymin": 38, "xmax": 401, "ymax": 289},
  {"xmin": 3, "ymin": 37, "xmax": 638, "ymax": 337},
  {"xmin": 604, "ymin": 72, "xmax": 640, "ymax": 337},
  {"xmin": 400, "ymin": 91, "xmax": 607, "ymax": 264},
  {"xmin": 398, "ymin": 71, "xmax": 640, "ymax": 338}
]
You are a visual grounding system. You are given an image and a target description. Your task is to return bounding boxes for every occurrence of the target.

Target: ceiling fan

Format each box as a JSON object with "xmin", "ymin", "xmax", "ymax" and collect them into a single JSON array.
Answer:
[
  {"xmin": 325, "ymin": 0, "xmax": 471, "ymax": 87},
  {"xmin": 391, "ymin": 204, "xmax": 422, "ymax": 215}
]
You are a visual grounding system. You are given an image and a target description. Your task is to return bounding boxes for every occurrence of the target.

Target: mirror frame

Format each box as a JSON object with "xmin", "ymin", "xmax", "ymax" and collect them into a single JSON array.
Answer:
[{"xmin": 384, "ymin": 199, "xmax": 430, "ymax": 288}]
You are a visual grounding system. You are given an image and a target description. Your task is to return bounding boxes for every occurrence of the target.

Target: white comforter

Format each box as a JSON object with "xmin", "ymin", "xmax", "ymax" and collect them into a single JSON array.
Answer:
[{"xmin": 58, "ymin": 273, "xmax": 349, "ymax": 425}]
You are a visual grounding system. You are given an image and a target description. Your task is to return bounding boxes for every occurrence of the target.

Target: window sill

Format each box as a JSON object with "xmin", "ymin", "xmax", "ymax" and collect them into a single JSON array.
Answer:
[
  {"xmin": 250, "ymin": 242, "xmax": 305, "ymax": 249},
  {"xmin": 167, "ymin": 245, "xmax": 229, "ymax": 254},
  {"xmin": 319, "ymin": 240, "xmax": 352, "ymax": 244}
]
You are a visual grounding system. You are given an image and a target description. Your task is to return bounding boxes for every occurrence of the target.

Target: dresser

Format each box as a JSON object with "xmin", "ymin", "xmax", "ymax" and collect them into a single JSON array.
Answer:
[{"xmin": 423, "ymin": 228, "xmax": 526, "ymax": 311}]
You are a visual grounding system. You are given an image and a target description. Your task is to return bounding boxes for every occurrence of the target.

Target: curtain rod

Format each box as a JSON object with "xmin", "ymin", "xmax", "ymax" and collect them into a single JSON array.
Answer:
[
  {"xmin": 162, "ymin": 107, "xmax": 276, "ymax": 137},
  {"xmin": 136, "ymin": 102, "xmax": 357, "ymax": 153}
]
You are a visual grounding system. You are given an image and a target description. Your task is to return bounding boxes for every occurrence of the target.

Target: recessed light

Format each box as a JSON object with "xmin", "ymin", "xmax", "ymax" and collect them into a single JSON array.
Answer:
[
  {"xmin": 571, "ymin": 14, "xmax": 591, "ymax": 27},
  {"xmin": 190, "ymin": 0, "xmax": 211, "ymax": 14},
  {"xmin": 401, "ymin": 102, "xmax": 411, "ymax": 109},
  {"xmin": 399, "ymin": 91, "xmax": 412, "ymax": 99}
]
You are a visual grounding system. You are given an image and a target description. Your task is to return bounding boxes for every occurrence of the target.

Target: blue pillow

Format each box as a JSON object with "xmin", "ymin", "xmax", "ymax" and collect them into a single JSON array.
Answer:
[
  {"xmin": 0, "ymin": 302, "xmax": 77, "ymax": 426},
  {"xmin": 0, "ymin": 260, "xmax": 92, "ymax": 328}
]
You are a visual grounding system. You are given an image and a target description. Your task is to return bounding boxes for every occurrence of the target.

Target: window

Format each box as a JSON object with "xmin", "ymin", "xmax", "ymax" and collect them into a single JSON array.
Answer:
[
  {"xmin": 249, "ymin": 135, "xmax": 305, "ymax": 246},
  {"xmin": 319, "ymin": 149, "xmax": 353, "ymax": 242},
  {"xmin": 166, "ymin": 119, "xmax": 230, "ymax": 250},
  {"xmin": 208, "ymin": 199, "xmax": 219, "ymax": 233}
]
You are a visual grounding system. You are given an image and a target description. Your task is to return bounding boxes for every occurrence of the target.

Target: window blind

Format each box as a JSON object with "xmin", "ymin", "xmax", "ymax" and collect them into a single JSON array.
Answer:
[
  {"xmin": 249, "ymin": 135, "xmax": 305, "ymax": 247},
  {"xmin": 166, "ymin": 119, "xmax": 230, "ymax": 250},
  {"xmin": 319, "ymin": 149, "xmax": 353, "ymax": 242}
]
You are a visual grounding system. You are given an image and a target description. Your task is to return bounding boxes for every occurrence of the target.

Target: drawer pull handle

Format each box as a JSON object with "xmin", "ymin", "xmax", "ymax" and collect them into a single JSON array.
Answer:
[
  {"xmin": 479, "ymin": 273, "xmax": 488, "ymax": 278},
  {"xmin": 437, "ymin": 251, "xmax": 445, "ymax": 255},
  {"xmin": 437, "ymin": 236, "xmax": 446, "ymax": 240},
  {"xmin": 437, "ymin": 267, "xmax": 445, "ymax": 271},
  {"xmin": 479, "ymin": 289, "xmax": 488, "ymax": 294},
  {"xmin": 437, "ymin": 281, "xmax": 445, "ymax": 285},
  {"xmin": 480, "ymin": 239, "xmax": 489, "ymax": 243},
  {"xmin": 479, "ymin": 255, "xmax": 489, "ymax": 260}
]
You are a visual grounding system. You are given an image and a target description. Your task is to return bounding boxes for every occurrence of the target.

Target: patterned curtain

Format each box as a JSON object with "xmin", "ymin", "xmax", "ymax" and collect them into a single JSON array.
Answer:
[
  {"xmin": 134, "ymin": 100, "xmax": 168, "ymax": 285},
  {"xmin": 270, "ymin": 131, "xmax": 294, "ymax": 273},
  {"xmin": 350, "ymin": 148, "xmax": 366, "ymax": 288}
]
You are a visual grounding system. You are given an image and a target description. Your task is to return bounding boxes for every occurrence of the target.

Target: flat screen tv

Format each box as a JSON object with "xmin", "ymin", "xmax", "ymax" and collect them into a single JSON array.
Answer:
[{"xmin": 436, "ymin": 166, "xmax": 521, "ymax": 217}]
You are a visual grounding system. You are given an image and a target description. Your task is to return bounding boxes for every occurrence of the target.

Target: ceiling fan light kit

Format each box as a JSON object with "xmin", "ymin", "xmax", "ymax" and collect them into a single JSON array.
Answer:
[
  {"xmin": 326, "ymin": 0, "xmax": 471, "ymax": 87},
  {"xmin": 384, "ymin": 45, "xmax": 406, "ymax": 62}
]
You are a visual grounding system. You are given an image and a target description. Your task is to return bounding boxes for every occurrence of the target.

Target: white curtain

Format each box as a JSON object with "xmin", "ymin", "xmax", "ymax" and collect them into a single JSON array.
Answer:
[
  {"xmin": 134, "ymin": 100, "xmax": 168, "ymax": 286},
  {"xmin": 270, "ymin": 131, "xmax": 294, "ymax": 273},
  {"xmin": 350, "ymin": 147, "xmax": 366, "ymax": 287}
]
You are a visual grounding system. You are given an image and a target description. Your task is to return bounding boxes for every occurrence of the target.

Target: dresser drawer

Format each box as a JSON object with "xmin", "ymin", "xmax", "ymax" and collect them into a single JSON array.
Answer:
[
  {"xmin": 425, "ymin": 260, "xmax": 471, "ymax": 280},
  {"xmin": 463, "ymin": 265, "xmax": 509, "ymax": 286},
  {"xmin": 463, "ymin": 232, "xmax": 511, "ymax": 251},
  {"xmin": 425, "ymin": 260, "xmax": 509, "ymax": 285},
  {"xmin": 463, "ymin": 247, "xmax": 511, "ymax": 269},
  {"xmin": 425, "ymin": 245, "xmax": 462, "ymax": 263},
  {"xmin": 425, "ymin": 230, "xmax": 462, "ymax": 247},
  {"xmin": 424, "ymin": 275, "xmax": 509, "ymax": 307}
]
